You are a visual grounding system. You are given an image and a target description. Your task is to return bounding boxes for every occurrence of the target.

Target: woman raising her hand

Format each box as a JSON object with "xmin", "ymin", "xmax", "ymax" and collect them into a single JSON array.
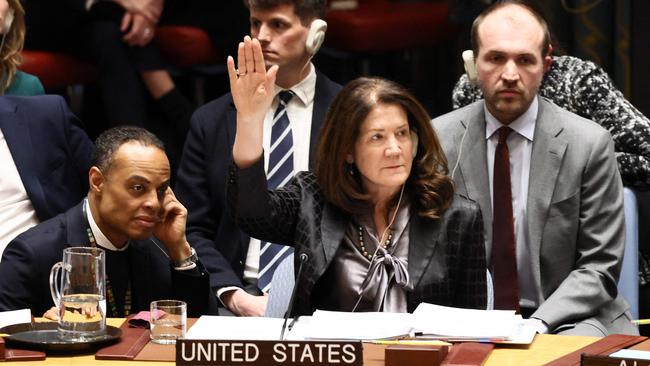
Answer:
[{"xmin": 227, "ymin": 36, "xmax": 487, "ymax": 315}]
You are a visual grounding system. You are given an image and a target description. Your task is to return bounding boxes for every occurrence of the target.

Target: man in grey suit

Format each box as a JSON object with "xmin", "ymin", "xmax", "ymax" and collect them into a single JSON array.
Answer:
[{"xmin": 433, "ymin": 0, "xmax": 636, "ymax": 336}]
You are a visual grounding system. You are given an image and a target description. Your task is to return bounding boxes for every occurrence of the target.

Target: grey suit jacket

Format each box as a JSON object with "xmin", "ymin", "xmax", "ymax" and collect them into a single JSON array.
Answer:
[{"xmin": 433, "ymin": 97, "xmax": 634, "ymax": 334}]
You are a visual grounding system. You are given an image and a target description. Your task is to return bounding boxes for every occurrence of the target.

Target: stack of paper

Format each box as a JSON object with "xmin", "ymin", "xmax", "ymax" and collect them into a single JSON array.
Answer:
[
  {"xmin": 183, "ymin": 303, "xmax": 537, "ymax": 345},
  {"xmin": 412, "ymin": 303, "xmax": 518, "ymax": 340},
  {"xmin": 185, "ymin": 316, "xmax": 287, "ymax": 340},
  {"xmin": 301, "ymin": 310, "xmax": 413, "ymax": 340},
  {"xmin": 302, "ymin": 303, "xmax": 536, "ymax": 344}
]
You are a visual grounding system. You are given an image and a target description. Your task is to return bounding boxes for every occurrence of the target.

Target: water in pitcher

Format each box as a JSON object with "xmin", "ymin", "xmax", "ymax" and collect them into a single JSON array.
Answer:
[{"xmin": 58, "ymin": 294, "xmax": 106, "ymax": 340}]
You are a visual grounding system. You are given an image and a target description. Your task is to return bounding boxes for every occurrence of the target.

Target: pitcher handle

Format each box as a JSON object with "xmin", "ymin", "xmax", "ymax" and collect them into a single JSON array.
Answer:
[{"xmin": 49, "ymin": 261, "xmax": 64, "ymax": 308}]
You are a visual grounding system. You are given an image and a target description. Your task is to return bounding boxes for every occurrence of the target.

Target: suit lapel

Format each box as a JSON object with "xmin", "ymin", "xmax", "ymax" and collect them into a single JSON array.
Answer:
[
  {"xmin": 128, "ymin": 240, "xmax": 155, "ymax": 305},
  {"xmin": 408, "ymin": 214, "xmax": 440, "ymax": 288},
  {"xmin": 0, "ymin": 102, "xmax": 50, "ymax": 220},
  {"xmin": 225, "ymin": 99, "xmax": 252, "ymax": 250},
  {"xmin": 321, "ymin": 203, "xmax": 347, "ymax": 266},
  {"xmin": 65, "ymin": 202, "xmax": 90, "ymax": 247},
  {"xmin": 456, "ymin": 103, "xmax": 492, "ymax": 257},
  {"xmin": 309, "ymin": 73, "xmax": 326, "ymax": 168},
  {"xmin": 527, "ymin": 98, "xmax": 567, "ymax": 287}
]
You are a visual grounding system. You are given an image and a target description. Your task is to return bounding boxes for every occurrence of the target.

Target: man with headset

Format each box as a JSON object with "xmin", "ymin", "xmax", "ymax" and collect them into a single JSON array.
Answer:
[
  {"xmin": 433, "ymin": 1, "xmax": 636, "ymax": 335},
  {"xmin": 175, "ymin": 0, "xmax": 341, "ymax": 316}
]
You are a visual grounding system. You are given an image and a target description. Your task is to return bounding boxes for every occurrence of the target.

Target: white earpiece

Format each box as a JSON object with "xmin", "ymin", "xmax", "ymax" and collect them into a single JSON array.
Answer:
[
  {"xmin": 462, "ymin": 50, "xmax": 478, "ymax": 85},
  {"xmin": 2, "ymin": 8, "xmax": 14, "ymax": 35},
  {"xmin": 305, "ymin": 19, "xmax": 327, "ymax": 56}
]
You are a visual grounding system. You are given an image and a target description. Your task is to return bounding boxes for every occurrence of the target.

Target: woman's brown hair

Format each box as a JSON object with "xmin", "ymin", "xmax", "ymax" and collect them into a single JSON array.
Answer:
[
  {"xmin": 315, "ymin": 77, "xmax": 454, "ymax": 220},
  {"xmin": 0, "ymin": 0, "xmax": 25, "ymax": 93}
]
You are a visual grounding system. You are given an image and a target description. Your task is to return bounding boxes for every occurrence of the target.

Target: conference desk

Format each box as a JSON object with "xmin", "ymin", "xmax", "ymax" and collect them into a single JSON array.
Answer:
[{"xmin": 8, "ymin": 319, "xmax": 600, "ymax": 366}]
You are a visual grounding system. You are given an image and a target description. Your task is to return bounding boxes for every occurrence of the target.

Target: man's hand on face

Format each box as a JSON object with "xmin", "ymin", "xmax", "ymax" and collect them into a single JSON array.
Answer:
[
  {"xmin": 153, "ymin": 187, "xmax": 191, "ymax": 262},
  {"xmin": 222, "ymin": 289, "xmax": 268, "ymax": 317}
]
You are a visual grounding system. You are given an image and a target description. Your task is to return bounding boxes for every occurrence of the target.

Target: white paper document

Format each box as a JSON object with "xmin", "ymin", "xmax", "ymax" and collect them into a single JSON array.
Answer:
[
  {"xmin": 610, "ymin": 349, "xmax": 650, "ymax": 360},
  {"xmin": 302, "ymin": 310, "xmax": 413, "ymax": 340},
  {"xmin": 0, "ymin": 308, "xmax": 31, "ymax": 329},
  {"xmin": 185, "ymin": 316, "xmax": 287, "ymax": 340},
  {"xmin": 412, "ymin": 303, "xmax": 518, "ymax": 339},
  {"xmin": 184, "ymin": 303, "xmax": 537, "ymax": 345}
]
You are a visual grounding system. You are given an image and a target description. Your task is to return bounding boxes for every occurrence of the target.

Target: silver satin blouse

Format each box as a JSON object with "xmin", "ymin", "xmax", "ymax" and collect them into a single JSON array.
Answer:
[{"xmin": 330, "ymin": 202, "xmax": 411, "ymax": 312}]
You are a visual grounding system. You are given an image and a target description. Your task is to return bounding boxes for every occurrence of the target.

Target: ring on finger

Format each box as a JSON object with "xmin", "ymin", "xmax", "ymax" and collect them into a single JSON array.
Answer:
[{"xmin": 236, "ymin": 69, "xmax": 247, "ymax": 77}]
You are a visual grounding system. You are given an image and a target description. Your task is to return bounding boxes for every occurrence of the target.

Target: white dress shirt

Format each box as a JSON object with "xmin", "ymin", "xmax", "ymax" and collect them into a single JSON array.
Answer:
[
  {"xmin": 0, "ymin": 129, "xmax": 39, "ymax": 258},
  {"xmin": 218, "ymin": 64, "xmax": 317, "ymax": 300},
  {"xmin": 485, "ymin": 98, "xmax": 540, "ymax": 309},
  {"xmin": 85, "ymin": 198, "xmax": 129, "ymax": 252}
]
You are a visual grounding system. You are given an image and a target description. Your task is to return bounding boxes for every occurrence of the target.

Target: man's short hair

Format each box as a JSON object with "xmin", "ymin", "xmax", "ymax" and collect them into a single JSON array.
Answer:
[
  {"xmin": 93, "ymin": 126, "xmax": 164, "ymax": 173},
  {"xmin": 244, "ymin": 0, "xmax": 326, "ymax": 24},
  {"xmin": 470, "ymin": 0, "xmax": 551, "ymax": 58}
]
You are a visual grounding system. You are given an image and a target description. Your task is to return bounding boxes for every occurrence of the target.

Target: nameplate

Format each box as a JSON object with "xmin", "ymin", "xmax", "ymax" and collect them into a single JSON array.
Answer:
[
  {"xmin": 582, "ymin": 354, "xmax": 650, "ymax": 366},
  {"xmin": 176, "ymin": 339, "xmax": 363, "ymax": 365}
]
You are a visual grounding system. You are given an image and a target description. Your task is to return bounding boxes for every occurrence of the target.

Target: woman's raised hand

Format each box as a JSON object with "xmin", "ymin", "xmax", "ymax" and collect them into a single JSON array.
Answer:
[
  {"xmin": 229, "ymin": 36, "xmax": 279, "ymax": 168},
  {"xmin": 227, "ymin": 36, "xmax": 279, "ymax": 126}
]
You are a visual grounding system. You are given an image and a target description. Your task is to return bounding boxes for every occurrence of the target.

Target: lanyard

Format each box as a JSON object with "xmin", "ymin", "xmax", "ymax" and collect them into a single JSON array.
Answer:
[{"xmin": 81, "ymin": 199, "xmax": 132, "ymax": 317}]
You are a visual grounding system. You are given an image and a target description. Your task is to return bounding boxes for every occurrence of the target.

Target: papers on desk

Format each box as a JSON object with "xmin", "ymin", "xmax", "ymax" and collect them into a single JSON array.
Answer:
[
  {"xmin": 303, "ymin": 304, "xmax": 536, "ymax": 344},
  {"xmin": 184, "ymin": 303, "xmax": 537, "ymax": 344},
  {"xmin": 185, "ymin": 316, "xmax": 287, "ymax": 340},
  {"xmin": 610, "ymin": 349, "xmax": 650, "ymax": 360},
  {"xmin": 412, "ymin": 303, "xmax": 535, "ymax": 343},
  {"xmin": 302, "ymin": 310, "xmax": 413, "ymax": 340},
  {"xmin": 0, "ymin": 309, "xmax": 31, "ymax": 329}
]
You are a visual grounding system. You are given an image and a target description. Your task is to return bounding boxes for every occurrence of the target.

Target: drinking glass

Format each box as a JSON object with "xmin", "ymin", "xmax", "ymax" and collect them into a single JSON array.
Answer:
[{"xmin": 150, "ymin": 300, "xmax": 186, "ymax": 344}]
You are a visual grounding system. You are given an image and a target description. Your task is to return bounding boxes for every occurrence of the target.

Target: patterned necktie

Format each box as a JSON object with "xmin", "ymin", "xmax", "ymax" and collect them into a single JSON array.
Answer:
[
  {"xmin": 258, "ymin": 90, "xmax": 296, "ymax": 293},
  {"xmin": 492, "ymin": 126, "xmax": 520, "ymax": 311}
]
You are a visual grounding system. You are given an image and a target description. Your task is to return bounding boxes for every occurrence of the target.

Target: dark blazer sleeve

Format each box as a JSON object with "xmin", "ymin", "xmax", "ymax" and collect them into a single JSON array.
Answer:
[
  {"xmin": 227, "ymin": 158, "xmax": 302, "ymax": 247},
  {"xmin": 175, "ymin": 96, "xmax": 247, "ymax": 290},
  {"xmin": 408, "ymin": 197, "xmax": 487, "ymax": 312},
  {"xmin": 451, "ymin": 200, "xmax": 487, "ymax": 309},
  {"xmin": 0, "ymin": 239, "xmax": 45, "ymax": 313},
  {"xmin": 170, "ymin": 261, "xmax": 219, "ymax": 317},
  {"xmin": 58, "ymin": 95, "xmax": 94, "ymax": 199},
  {"xmin": 0, "ymin": 226, "xmax": 63, "ymax": 316},
  {"xmin": 3, "ymin": 95, "xmax": 93, "ymax": 221}
]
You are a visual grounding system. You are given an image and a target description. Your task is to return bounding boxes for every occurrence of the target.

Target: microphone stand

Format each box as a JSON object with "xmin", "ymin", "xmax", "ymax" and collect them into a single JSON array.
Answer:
[{"xmin": 280, "ymin": 252, "xmax": 308, "ymax": 340}]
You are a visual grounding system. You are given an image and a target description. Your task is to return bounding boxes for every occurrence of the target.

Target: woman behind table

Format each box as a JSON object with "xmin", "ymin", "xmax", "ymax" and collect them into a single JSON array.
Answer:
[
  {"xmin": 0, "ymin": 0, "xmax": 43, "ymax": 96},
  {"xmin": 227, "ymin": 37, "xmax": 487, "ymax": 316}
]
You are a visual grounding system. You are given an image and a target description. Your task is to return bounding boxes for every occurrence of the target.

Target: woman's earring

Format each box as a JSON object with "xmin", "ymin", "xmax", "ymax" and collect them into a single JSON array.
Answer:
[{"xmin": 348, "ymin": 163, "xmax": 355, "ymax": 176}]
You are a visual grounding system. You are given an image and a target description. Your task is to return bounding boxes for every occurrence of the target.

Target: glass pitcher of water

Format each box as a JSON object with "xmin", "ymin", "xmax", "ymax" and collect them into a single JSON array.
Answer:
[{"xmin": 49, "ymin": 247, "xmax": 106, "ymax": 341}]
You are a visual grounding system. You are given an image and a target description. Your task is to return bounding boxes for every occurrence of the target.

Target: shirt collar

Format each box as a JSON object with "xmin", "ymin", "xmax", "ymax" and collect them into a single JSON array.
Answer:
[
  {"xmin": 484, "ymin": 97, "xmax": 538, "ymax": 142},
  {"xmin": 273, "ymin": 63, "xmax": 316, "ymax": 106},
  {"xmin": 84, "ymin": 198, "xmax": 129, "ymax": 252}
]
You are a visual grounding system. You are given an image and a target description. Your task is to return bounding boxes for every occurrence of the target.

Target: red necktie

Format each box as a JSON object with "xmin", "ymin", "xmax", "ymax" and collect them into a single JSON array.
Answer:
[{"xmin": 492, "ymin": 126, "xmax": 520, "ymax": 311}]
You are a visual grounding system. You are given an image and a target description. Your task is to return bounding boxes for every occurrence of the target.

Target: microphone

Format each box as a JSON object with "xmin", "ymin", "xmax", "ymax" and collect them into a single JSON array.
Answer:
[{"xmin": 280, "ymin": 252, "xmax": 309, "ymax": 340}]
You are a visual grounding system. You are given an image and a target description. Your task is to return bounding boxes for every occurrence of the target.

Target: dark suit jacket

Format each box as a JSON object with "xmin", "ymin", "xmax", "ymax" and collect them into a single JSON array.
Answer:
[
  {"xmin": 0, "ymin": 202, "xmax": 219, "ymax": 317},
  {"xmin": 0, "ymin": 95, "xmax": 93, "ymax": 222},
  {"xmin": 175, "ymin": 72, "xmax": 341, "ymax": 292},
  {"xmin": 228, "ymin": 159, "xmax": 488, "ymax": 316}
]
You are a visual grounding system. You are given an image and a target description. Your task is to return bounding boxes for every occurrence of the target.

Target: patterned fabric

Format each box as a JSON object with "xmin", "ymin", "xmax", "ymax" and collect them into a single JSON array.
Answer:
[
  {"xmin": 258, "ymin": 91, "xmax": 295, "ymax": 292},
  {"xmin": 227, "ymin": 158, "xmax": 488, "ymax": 316},
  {"xmin": 452, "ymin": 55, "xmax": 650, "ymax": 191}
]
